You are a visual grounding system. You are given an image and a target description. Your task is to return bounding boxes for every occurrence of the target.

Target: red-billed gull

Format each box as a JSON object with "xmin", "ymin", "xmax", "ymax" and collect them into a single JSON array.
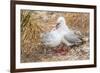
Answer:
[{"xmin": 41, "ymin": 16, "xmax": 82, "ymax": 47}]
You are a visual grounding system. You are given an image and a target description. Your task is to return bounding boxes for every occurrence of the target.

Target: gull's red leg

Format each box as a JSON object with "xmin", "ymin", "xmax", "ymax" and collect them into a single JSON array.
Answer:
[{"xmin": 53, "ymin": 43, "xmax": 68, "ymax": 56}]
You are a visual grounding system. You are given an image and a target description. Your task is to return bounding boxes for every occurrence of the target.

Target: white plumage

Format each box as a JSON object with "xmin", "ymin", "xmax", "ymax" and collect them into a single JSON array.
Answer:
[
  {"xmin": 41, "ymin": 16, "xmax": 82, "ymax": 47},
  {"xmin": 41, "ymin": 27, "xmax": 62, "ymax": 47}
]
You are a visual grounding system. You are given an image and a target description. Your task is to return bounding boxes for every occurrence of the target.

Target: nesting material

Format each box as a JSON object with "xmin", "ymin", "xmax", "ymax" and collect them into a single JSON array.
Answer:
[{"xmin": 21, "ymin": 10, "xmax": 89, "ymax": 63}]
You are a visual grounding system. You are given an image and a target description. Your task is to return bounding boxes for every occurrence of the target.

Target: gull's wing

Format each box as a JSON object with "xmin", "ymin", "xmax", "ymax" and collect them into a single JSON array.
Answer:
[{"xmin": 63, "ymin": 31, "xmax": 82, "ymax": 45}]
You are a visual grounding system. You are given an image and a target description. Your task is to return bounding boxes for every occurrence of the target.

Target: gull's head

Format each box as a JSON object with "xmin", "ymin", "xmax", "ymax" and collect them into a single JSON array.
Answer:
[
  {"xmin": 57, "ymin": 16, "xmax": 65, "ymax": 24},
  {"xmin": 56, "ymin": 16, "xmax": 67, "ymax": 29}
]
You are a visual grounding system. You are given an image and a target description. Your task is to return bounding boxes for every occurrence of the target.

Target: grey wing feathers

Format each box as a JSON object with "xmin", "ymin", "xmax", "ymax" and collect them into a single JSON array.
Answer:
[{"xmin": 64, "ymin": 32, "xmax": 82, "ymax": 44}]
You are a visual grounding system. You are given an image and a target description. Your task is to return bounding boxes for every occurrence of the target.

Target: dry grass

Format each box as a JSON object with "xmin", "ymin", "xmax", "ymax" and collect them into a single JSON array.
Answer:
[{"xmin": 20, "ymin": 10, "xmax": 89, "ymax": 63}]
